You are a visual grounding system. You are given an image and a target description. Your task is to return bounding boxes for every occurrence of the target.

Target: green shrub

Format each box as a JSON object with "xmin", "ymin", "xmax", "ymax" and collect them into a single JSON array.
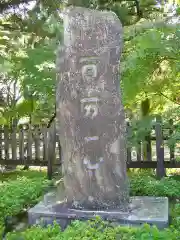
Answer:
[
  {"xmin": 171, "ymin": 202, "xmax": 180, "ymax": 229},
  {"xmin": 1, "ymin": 170, "xmax": 180, "ymax": 239},
  {"xmin": 0, "ymin": 224, "xmax": 4, "ymax": 238},
  {"xmin": 0, "ymin": 171, "xmax": 50, "ymax": 222},
  {"xmin": 6, "ymin": 217, "xmax": 180, "ymax": 240},
  {"xmin": 130, "ymin": 175, "xmax": 180, "ymax": 197}
]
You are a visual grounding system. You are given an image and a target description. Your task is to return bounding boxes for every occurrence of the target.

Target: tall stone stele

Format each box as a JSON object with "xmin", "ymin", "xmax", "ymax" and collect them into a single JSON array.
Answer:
[{"xmin": 56, "ymin": 7, "xmax": 129, "ymax": 210}]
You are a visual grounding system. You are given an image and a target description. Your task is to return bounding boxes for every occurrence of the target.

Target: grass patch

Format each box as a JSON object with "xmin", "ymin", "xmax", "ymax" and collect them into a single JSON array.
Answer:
[{"xmin": 0, "ymin": 169, "xmax": 46, "ymax": 182}]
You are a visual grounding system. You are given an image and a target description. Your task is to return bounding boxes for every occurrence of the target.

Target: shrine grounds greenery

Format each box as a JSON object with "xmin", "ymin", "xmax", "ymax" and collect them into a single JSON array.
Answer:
[{"xmin": 0, "ymin": 169, "xmax": 180, "ymax": 239}]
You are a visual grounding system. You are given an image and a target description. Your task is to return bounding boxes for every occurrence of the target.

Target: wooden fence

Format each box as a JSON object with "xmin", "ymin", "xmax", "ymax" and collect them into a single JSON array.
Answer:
[{"xmin": 0, "ymin": 116, "xmax": 179, "ymax": 179}]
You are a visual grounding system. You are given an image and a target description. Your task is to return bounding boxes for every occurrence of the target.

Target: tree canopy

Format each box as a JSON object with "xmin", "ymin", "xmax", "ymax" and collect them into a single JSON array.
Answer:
[{"xmin": 0, "ymin": 0, "xmax": 179, "ymax": 133}]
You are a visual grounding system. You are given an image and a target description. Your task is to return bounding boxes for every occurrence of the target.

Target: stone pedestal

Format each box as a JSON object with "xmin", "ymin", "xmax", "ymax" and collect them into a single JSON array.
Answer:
[{"xmin": 28, "ymin": 189, "xmax": 169, "ymax": 230}]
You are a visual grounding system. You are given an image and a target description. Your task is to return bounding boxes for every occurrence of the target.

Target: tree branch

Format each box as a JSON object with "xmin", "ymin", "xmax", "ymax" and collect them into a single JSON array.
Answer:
[
  {"xmin": 47, "ymin": 111, "xmax": 56, "ymax": 128},
  {"xmin": 159, "ymin": 92, "xmax": 180, "ymax": 106},
  {"xmin": 0, "ymin": 0, "xmax": 36, "ymax": 13},
  {"xmin": 47, "ymin": 103, "xmax": 56, "ymax": 128},
  {"xmin": 15, "ymin": 95, "xmax": 22, "ymax": 103},
  {"xmin": 135, "ymin": 0, "xmax": 143, "ymax": 18},
  {"xmin": 124, "ymin": 17, "xmax": 176, "ymax": 41}
]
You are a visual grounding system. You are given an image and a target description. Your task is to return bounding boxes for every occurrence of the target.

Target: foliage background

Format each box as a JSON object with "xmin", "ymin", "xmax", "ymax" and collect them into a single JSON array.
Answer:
[{"xmin": 0, "ymin": 0, "xmax": 179, "ymax": 147}]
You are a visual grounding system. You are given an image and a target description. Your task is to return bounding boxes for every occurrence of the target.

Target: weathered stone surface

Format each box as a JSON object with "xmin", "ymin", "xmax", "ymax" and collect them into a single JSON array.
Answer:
[
  {"xmin": 28, "ymin": 190, "xmax": 169, "ymax": 229},
  {"xmin": 56, "ymin": 6, "xmax": 129, "ymax": 210}
]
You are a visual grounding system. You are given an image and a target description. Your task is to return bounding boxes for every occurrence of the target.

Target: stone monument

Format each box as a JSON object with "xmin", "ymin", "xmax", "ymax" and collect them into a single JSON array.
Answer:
[
  {"xmin": 28, "ymin": 6, "xmax": 169, "ymax": 230},
  {"xmin": 56, "ymin": 6, "xmax": 129, "ymax": 211}
]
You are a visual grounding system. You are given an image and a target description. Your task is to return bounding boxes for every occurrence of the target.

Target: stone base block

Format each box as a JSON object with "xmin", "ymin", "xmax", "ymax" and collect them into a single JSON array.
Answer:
[{"xmin": 28, "ymin": 191, "xmax": 169, "ymax": 230}]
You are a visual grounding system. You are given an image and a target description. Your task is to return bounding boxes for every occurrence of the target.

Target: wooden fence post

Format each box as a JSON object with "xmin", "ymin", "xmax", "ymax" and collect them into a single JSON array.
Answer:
[
  {"xmin": 21, "ymin": 124, "xmax": 29, "ymax": 169},
  {"xmin": 34, "ymin": 125, "xmax": 41, "ymax": 163},
  {"xmin": 4, "ymin": 125, "xmax": 9, "ymax": 164},
  {"xmin": 27, "ymin": 124, "xmax": 33, "ymax": 164},
  {"xmin": 19, "ymin": 125, "xmax": 25, "ymax": 165},
  {"xmin": 126, "ymin": 122, "xmax": 131, "ymax": 164},
  {"xmin": 11, "ymin": 123, "xmax": 17, "ymax": 162},
  {"xmin": 0, "ymin": 125, "xmax": 3, "ymax": 162},
  {"xmin": 155, "ymin": 115, "xmax": 166, "ymax": 178},
  {"xmin": 169, "ymin": 119, "xmax": 175, "ymax": 161},
  {"xmin": 145, "ymin": 133, "xmax": 152, "ymax": 161},
  {"xmin": 136, "ymin": 141, "xmax": 141, "ymax": 162},
  {"xmin": 47, "ymin": 121, "xmax": 56, "ymax": 180},
  {"xmin": 43, "ymin": 126, "xmax": 49, "ymax": 177}
]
